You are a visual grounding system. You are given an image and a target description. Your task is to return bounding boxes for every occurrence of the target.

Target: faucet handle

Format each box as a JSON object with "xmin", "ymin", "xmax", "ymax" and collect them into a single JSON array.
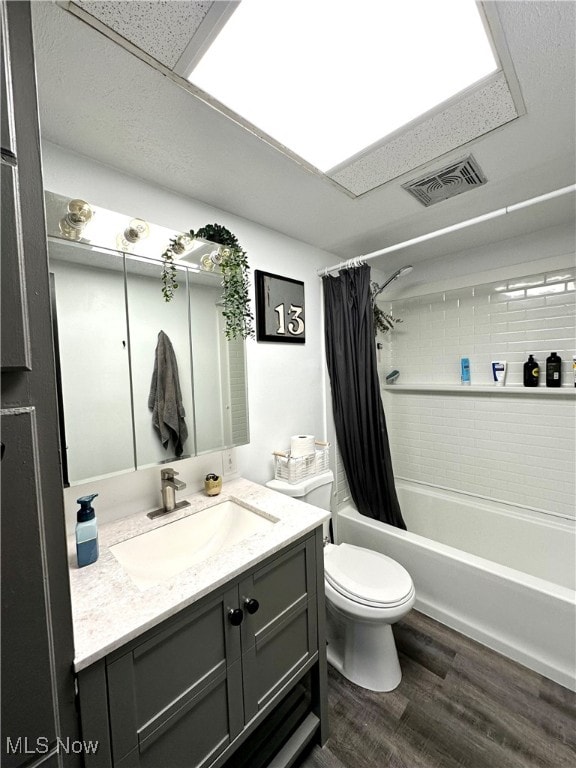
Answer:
[{"xmin": 161, "ymin": 468, "xmax": 178, "ymax": 480}]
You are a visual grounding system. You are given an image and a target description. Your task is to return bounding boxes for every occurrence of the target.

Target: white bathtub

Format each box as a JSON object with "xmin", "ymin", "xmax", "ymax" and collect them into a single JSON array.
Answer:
[{"xmin": 336, "ymin": 481, "xmax": 576, "ymax": 690}]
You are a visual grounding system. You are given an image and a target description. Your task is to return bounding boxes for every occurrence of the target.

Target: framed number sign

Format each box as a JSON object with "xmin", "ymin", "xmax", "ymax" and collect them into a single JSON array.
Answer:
[{"xmin": 255, "ymin": 270, "xmax": 306, "ymax": 343}]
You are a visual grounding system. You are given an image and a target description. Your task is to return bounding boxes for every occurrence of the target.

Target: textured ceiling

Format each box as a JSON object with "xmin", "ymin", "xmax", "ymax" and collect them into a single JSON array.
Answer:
[
  {"xmin": 330, "ymin": 72, "xmax": 519, "ymax": 196},
  {"xmin": 33, "ymin": 1, "xmax": 575, "ymax": 267},
  {"xmin": 73, "ymin": 0, "xmax": 212, "ymax": 68},
  {"xmin": 70, "ymin": 0, "xmax": 522, "ymax": 198}
]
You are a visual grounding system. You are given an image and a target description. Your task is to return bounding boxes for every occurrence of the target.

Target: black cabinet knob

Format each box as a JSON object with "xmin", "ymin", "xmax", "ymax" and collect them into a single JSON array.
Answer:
[
  {"xmin": 228, "ymin": 608, "xmax": 244, "ymax": 626},
  {"xmin": 244, "ymin": 598, "xmax": 260, "ymax": 615}
]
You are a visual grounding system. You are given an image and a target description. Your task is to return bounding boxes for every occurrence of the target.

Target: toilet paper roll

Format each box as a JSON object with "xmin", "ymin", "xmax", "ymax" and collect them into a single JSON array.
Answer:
[{"xmin": 290, "ymin": 435, "xmax": 316, "ymax": 458}]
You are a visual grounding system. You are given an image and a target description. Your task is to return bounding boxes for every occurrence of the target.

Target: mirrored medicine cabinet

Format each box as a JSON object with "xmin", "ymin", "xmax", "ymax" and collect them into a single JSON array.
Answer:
[{"xmin": 45, "ymin": 191, "xmax": 250, "ymax": 487}]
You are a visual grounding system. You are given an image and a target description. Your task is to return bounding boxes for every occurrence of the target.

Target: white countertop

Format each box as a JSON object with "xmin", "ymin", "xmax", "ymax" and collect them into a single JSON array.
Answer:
[{"xmin": 68, "ymin": 478, "xmax": 329, "ymax": 672}]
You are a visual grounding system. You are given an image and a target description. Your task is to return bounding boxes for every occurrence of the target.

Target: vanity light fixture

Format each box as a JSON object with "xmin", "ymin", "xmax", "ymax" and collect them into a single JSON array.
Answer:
[
  {"xmin": 59, "ymin": 199, "xmax": 94, "ymax": 241},
  {"xmin": 116, "ymin": 218, "xmax": 150, "ymax": 252}
]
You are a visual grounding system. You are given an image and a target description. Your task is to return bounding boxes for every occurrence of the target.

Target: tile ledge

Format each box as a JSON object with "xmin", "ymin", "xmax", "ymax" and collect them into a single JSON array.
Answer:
[{"xmin": 383, "ymin": 384, "xmax": 576, "ymax": 395}]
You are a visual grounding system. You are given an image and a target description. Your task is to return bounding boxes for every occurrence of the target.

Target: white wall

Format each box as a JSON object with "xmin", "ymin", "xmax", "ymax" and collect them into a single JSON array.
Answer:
[
  {"xmin": 373, "ymin": 220, "xmax": 576, "ymax": 301},
  {"xmin": 43, "ymin": 142, "xmax": 336, "ymax": 529}
]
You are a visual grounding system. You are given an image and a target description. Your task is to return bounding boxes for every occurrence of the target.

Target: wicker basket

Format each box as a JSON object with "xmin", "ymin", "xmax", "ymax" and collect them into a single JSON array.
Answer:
[{"xmin": 273, "ymin": 444, "xmax": 330, "ymax": 484}]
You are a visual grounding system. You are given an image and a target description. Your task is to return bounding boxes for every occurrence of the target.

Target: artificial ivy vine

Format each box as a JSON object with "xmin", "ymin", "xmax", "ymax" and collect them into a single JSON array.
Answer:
[
  {"xmin": 161, "ymin": 250, "xmax": 178, "ymax": 302},
  {"xmin": 161, "ymin": 223, "xmax": 254, "ymax": 341}
]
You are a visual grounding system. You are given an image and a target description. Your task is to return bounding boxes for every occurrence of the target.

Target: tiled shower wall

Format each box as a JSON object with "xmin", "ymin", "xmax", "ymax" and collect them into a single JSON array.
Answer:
[
  {"xmin": 382, "ymin": 268, "xmax": 575, "ymax": 386},
  {"xmin": 380, "ymin": 267, "xmax": 576, "ymax": 520}
]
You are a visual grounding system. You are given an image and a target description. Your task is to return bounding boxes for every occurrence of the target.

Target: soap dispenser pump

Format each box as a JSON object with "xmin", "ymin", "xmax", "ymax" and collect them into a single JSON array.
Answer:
[{"xmin": 76, "ymin": 493, "xmax": 99, "ymax": 568}]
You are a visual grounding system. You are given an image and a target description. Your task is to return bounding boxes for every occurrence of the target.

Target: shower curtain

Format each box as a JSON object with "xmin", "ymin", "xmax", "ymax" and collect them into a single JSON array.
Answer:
[{"xmin": 323, "ymin": 264, "xmax": 406, "ymax": 529}]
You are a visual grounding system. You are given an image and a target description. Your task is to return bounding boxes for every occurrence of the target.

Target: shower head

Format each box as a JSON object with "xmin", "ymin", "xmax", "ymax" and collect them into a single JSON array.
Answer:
[{"xmin": 372, "ymin": 265, "xmax": 413, "ymax": 299}]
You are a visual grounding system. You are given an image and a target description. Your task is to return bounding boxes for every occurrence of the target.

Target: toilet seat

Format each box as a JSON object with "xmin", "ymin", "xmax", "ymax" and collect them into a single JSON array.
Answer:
[{"xmin": 324, "ymin": 543, "xmax": 414, "ymax": 608}]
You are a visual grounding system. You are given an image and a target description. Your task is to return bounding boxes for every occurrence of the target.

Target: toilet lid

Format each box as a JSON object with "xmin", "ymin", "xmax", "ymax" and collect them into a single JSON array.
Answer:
[{"xmin": 324, "ymin": 543, "xmax": 413, "ymax": 607}]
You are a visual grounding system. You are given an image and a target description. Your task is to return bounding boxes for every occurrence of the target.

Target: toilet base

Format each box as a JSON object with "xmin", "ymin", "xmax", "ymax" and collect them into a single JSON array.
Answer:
[{"xmin": 326, "ymin": 608, "xmax": 402, "ymax": 692}]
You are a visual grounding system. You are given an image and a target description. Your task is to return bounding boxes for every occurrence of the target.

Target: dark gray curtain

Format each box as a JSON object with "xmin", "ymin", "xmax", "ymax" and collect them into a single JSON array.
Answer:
[{"xmin": 323, "ymin": 264, "xmax": 406, "ymax": 529}]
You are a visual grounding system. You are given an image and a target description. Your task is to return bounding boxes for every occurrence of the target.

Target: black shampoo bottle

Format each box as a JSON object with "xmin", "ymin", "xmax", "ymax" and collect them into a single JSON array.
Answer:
[
  {"xmin": 523, "ymin": 355, "xmax": 539, "ymax": 387},
  {"xmin": 546, "ymin": 352, "xmax": 562, "ymax": 387}
]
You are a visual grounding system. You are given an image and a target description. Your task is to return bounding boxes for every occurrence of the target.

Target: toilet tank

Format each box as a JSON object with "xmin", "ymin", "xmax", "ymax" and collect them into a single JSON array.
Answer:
[{"xmin": 266, "ymin": 470, "xmax": 333, "ymax": 510}]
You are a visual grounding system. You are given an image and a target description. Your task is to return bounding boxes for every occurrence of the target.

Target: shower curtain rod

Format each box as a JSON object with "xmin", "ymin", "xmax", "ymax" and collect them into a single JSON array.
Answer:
[{"xmin": 318, "ymin": 184, "xmax": 576, "ymax": 276}]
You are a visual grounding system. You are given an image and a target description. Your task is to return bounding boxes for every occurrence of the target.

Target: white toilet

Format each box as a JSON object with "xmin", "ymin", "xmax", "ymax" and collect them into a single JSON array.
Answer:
[{"xmin": 266, "ymin": 471, "xmax": 415, "ymax": 692}]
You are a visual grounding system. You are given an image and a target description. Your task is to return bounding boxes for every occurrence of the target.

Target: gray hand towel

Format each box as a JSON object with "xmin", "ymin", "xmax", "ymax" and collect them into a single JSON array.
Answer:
[{"xmin": 148, "ymin": 330, "xmax": 188, "ymax": 457}]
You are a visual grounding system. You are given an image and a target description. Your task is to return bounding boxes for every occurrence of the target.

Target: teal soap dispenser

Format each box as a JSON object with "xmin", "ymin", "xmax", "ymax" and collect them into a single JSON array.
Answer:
[{"xmin": 76, "ymin": 494, "xmax": 99, "ymax": 567}]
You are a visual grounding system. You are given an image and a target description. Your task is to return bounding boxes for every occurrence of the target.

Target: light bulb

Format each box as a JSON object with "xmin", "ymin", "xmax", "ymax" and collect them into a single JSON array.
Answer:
[
  {"xmin": 123, "ymin": 219, "xmax": 150, "ymax": 243},
  {"xmin": 200, "ymin": 253, "xmax": 215, "ymax": 272},
  {"xmin": 200, "ymin": 248, "xmax": 224, "ymax": 271},
  {"xmin": 116, "ymin": 218, "xmax": 150, "ymax": 252},
  {"xmin": 59, "ymin": 199, "xmax": 93, "ymax": 240},
  {"xmin": 172, "ymin": 233, "xmax": 194, "ymax": 255},
  {"xmin": 68, "ymin": 199, "xmax": 93, "ymax": 224}
]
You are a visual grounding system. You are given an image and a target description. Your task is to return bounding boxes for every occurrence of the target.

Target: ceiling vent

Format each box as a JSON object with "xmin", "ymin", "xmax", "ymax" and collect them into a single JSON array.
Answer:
[{"xmin": 402, "ymin": 155, "xmax": 487, "ymax": 207}]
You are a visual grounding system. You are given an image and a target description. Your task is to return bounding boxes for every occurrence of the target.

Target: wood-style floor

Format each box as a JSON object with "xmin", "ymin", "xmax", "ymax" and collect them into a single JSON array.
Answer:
[{"xmin": 300, "ymin": 611, "xmax": 576, "ymax": 768}]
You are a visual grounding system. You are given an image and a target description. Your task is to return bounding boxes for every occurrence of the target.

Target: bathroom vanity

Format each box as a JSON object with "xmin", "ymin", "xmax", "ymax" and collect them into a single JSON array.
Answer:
[{"xmin": 69, "ymin": 479, "xmax": 329, "ymax": 768}]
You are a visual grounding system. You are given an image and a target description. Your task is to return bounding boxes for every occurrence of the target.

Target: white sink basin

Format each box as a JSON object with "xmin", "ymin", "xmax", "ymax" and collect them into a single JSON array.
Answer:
[{"xmin": 110, "ymin": 500, "xmax": 278, "ymax": 590}]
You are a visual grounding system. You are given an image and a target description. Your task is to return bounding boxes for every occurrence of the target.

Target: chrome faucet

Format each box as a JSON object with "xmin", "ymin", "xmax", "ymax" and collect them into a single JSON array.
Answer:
[
  {"xmin": 161, "ymin": 468, "xmax": 186, "ymax": 511},
  {"xmin": 147, "ymin": 468, "xmax": 190, "ymax": 519}
]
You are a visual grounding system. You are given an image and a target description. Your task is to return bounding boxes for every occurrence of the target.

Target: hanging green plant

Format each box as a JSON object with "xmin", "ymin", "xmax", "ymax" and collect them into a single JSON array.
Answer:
[
  {"xmin": 371, "ymin": 282, "xmax": 402, "ymax": 335},
  {"xmin": 373, "ymin": 304, "xmax": 403, "ymax": 335},
  {"xmin": 161, "ymin": 223, "xmax": 254, "ymax": 341},
  {"xmin": 160, "ymin": 249, "xmax": 178, "ymax": 302}
]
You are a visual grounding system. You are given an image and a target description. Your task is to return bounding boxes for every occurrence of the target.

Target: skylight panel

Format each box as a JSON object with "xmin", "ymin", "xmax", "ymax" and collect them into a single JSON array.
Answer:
[{"xmin": 188, "ymin": 0, "xmax": 497, "ymax": 172}]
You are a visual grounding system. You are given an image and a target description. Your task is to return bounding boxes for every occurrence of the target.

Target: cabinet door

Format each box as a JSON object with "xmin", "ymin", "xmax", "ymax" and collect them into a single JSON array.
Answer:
[
  {"xmin": 0, "ymin": 409, "xmax": 58, "ymax": 765},
  {"xmin": 1, "ymin": 2, "xmax": 79, "ymax": 766},
  {"xmin": 240, "ymin": 537, "xmax": 318, "ymax": 721},
  {"xmin": 0, "ymin": 161, "xmax": 31, "ymax": 370},
  {"xmin": 1, "ymin": 1, "xmax": 31, "ymax": 371},
  {"xmin": 106, "ymin": 587, "xmax": 243, "ymax": 768}
]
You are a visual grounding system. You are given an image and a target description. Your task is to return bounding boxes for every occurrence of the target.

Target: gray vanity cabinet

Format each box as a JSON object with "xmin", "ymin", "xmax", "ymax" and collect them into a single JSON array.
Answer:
[{"xmin": 78, "ymin": 532, "xmax": 325, "ymax": 768}]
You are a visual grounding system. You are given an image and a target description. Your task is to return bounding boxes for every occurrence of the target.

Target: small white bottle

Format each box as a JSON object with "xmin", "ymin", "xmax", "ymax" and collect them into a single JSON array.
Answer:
[{"xmin": 76, "ymin": 493, "xmax": 99, "ymax": 568}]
